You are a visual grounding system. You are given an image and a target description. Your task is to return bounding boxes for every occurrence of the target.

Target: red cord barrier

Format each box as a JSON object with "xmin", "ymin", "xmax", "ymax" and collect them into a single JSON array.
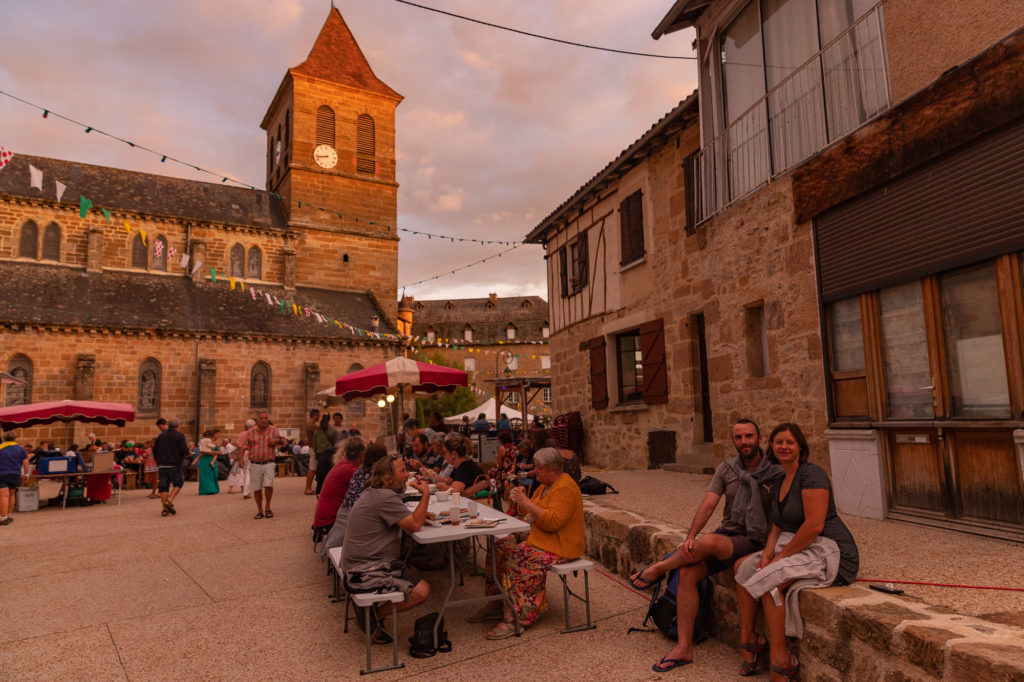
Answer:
[{"xmin": 857, "ymin": 578, "xmax": 1024, "ymax": 592}]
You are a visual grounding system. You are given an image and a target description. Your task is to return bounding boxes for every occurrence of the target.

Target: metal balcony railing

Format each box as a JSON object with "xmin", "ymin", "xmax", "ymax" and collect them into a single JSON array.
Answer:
[{"xmin": 690, "ymin": 5, "xmax": 891, "ymax": 224}]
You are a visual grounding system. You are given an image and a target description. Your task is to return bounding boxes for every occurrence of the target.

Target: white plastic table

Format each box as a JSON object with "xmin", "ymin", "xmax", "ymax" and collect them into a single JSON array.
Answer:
[{"xmin": 405, "ymin": 494, "xmax": 530, "ymax": 647}]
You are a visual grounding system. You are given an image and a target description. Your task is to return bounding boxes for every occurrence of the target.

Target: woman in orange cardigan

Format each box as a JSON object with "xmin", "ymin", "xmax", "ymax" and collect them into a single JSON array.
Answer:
[{"xmin": 475, "ymin": 447, "xmax": 584, "ymax": 639}]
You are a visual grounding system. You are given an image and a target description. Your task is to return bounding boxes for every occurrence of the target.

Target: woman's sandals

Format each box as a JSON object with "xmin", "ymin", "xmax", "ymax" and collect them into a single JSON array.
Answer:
[
  {"xmin": 739, "ymin": 635, "xmax": 767, "ymax": 676},
  {"xmin": 770, "ymin": 655, "xmax": 800, "ymax": 680}
]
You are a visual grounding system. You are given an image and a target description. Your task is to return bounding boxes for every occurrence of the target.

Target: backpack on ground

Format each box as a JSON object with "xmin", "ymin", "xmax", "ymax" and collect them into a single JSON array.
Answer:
[
  {"xmin": 579, "ymin": 476, "xmax": 618, "ymax": 495},
  {"xmin": 408, "ymin": 612, "xmax": 451, "ymax": 658},
  {"xmin": 628, "ymin": 552, "xmax": 715, "ymax": 644}
]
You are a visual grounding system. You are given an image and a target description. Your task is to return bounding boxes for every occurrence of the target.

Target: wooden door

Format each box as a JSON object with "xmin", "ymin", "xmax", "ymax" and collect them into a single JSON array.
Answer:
[
  {"xmin": 888, "ymin": 429, "xmax": 946, "ymax": 514},
  {"xmin": 951, "ymin": 429, "xmax": 1024, "ymax": 524}
]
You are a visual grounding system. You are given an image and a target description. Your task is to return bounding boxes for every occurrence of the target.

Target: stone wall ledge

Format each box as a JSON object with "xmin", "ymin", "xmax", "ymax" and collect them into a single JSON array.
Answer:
[{"xmin": 582, "ymin": 500, "xmax": 1024, "ymax": 680}]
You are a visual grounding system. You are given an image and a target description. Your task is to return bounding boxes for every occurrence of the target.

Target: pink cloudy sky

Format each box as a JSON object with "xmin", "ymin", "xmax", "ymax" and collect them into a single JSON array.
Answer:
[{"xmin": 0, "ymin": 0, "xmax": 696, "ymax": 302}]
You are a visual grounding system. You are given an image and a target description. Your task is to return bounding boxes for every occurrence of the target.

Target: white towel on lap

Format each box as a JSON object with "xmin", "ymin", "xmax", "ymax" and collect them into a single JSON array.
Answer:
[{"xmin": 735, "ymin": 532, "xmax": 840, "ymax": 638}]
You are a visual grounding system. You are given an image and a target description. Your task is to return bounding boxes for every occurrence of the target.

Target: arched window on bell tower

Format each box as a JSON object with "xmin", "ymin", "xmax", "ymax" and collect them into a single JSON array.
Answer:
[
  {"xmin": 316, "ymin": 105, "xmax": 335, "ymax": 148},
  {"xmin": 230, "ymin": 244, "xmax": 244, "ymax": 277},
  {"xmin": 356, "ymin": 114, "xmax": 375, "ymax": 174}
]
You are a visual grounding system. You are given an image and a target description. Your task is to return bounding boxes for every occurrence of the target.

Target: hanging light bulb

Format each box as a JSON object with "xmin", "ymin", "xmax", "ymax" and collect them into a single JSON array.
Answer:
[
  {"xmin": 386, "ymin": 394, "xmax": 395, "ymax": 403},
  {"xmin": 377, "ymin": 398, "xmax": 386, "ymax": 408}
]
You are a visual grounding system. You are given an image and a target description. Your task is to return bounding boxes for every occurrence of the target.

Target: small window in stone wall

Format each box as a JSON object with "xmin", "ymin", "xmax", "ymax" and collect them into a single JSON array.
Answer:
[
  {"xmin": 5, "ymin": 354, "xmax": 33, "ymax": 406},
  {"xmin": 41, "ymin": 223, "xmax": 60, "ymax": 261},
  {"xmin": 317, "ymin": 105, "xmax": 335, "ymax": 147},
  {"xmin": 19, "ymin": 221, "xmax": 38, "ymax": 259},
  {"xmin": 346, "ymin": 363, "xmax": 365, "ymax": 417},
  {"xmin": 250, "ymin": 362, "xmax": 270, "ymax": 410},
  {"xmin": 248, "ymin": 246, "xmax": 262, "ymax": 280},
  {"xmin": 138, "ymin": 358, "xmax": 161, "ymax": 415},
  {"xmin": 131, "ymin": 234, "xmax": 148, "ymax": 269},
  {"xmin": 230, "ymin": 244, "xmax": 244, "ymax": 277},
  {"xmin": 153, "ymin": 236, "xmax": 168, "ymax": 271}
]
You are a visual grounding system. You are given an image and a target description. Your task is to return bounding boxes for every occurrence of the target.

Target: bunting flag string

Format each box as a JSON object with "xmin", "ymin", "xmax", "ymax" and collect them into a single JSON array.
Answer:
[
  {"xmin": 0, "ymin": 90, "xmax": 528, "ymax": 247},
  {"xmin": 400, "ymin": 245, "xmax": 523, "ymax": 289}
]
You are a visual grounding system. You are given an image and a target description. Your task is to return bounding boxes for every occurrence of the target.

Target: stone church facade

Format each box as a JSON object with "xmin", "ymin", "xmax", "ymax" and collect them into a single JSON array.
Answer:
[{"xmin": 0, "ymin": 8, "xmax": 403, "ymax": 445}]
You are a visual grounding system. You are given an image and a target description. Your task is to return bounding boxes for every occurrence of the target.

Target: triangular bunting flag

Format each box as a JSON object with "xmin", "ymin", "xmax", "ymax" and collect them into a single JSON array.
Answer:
[
  {"xmin": 100, "ymin": 208, "xmax": 110, "ymax": 224},
  {"xmin": 140, "ymin": 230, "xmax": 148, "ymax": 246},
  {"xmin": 0, "ymin": 146, "xmax": 13, "ymax": 173},
  {"xmin": 79, "ymin": 195, "xmax": 92, "ymax": 218},
  {"xmin": 209, "ymin": 267, "xmax": 216, "ymax": 282},
  {"xmin": 123, "ymin": 220, "xmax": 132, "ymax": 236},
  {"xmin": 55, "ymin": 180, "xmax": 66, "ymax": 203},
  {"xmin": 29, "ymin": 164, "xmax": 42, "ymax": 190},
  {"xmin": 229, "ymin": 277, "xmax": 236, "ymax": 290},
  {"xmin": 192, "ymin": 260, "xmax": 202, "ymax": 274},
  {"xmin": 179, "ymin": 253, "xmax": 190, "ymax": 269}
]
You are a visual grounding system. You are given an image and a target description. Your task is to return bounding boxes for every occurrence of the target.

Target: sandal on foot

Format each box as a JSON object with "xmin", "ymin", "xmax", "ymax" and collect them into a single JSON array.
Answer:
[
  {"xmin": 371, "ymin": 624, "xmax": 393, "ymax": 645},
  {"xmin": 161, "ymin": 509, "xmax": 169, "ymax": 517},
  {"xmin": 485, "ymin": 625, "xmax": 516, "ymax": 640},
  {"xmin": 739, "ymin": 635, "xmax": 767, "ymax": 676},
  {"xmin": 253, "ymin": 512, "xmax": 264, "ymax": 519},
  {"xmin": 652, "ymin": 656, "xmax": 692, "ymax": 672},
  {"xmin": 629, "ymin": 568, "xmax": 662, "ymax": 591},
  {"xmin": 770, "ymin": 655, "xmax": 800, "ymax": 680},
  {"xmin": 265, "ymin": 509, "xmax": 274, "ymax": 518},
  {"xmin": 164, "ymin": 501, "xmax": 176, "ymax": 515}
]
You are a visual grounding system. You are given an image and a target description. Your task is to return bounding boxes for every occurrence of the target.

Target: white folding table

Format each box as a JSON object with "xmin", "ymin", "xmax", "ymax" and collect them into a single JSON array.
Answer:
[{"xmin": 405, "ymin": 494, "xmax": 530, "ymax": 647}]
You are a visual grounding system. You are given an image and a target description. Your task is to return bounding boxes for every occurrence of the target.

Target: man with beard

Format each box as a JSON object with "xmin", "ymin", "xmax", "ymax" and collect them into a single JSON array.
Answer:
[
  {"xmin": 343, "ymin": 456, "xmax": 432, "ymax": 644},
  {"xmin": 629, "ymin": 419, "xmax": 783, "ymax": 672}
]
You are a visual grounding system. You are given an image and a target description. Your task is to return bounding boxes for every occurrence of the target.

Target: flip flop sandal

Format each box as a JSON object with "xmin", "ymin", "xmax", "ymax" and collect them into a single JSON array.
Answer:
[
  {"xmin": 628, "ymin": 569, "xmax": 662, "ymax": 591},
  {"xmin": 739, "ymin": 635, "xmax": 767, "ymax": 676},
  {"xmin": 253, "ymin": 512, "xmax": 264, "ymax": 519},
  {"xmin": 770, "ymin": 655, "xmax": 800, "ymax": 680},
  {"xmin": 161, "ymin": 509, "xmax": 170, "ymax": 517},
  {"xmin": 265, "ymin": 510, "xmax": 274, "ymax": 518},
  {"xmin": 652, "ymin": 656, "xmax": 692, "ymax": 672}
]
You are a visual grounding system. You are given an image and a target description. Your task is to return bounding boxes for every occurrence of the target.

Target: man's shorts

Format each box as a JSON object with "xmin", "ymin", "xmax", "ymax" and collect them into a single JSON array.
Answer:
[
  {"xmin": 249, "ymin": 461, "xmax": 276, "ymax": 491},
  {"xmin": 704, "ymin": 529, "xmax": 763, "ymax": 576},
  {"xmin": 0, "ymin": 473, "xmax": 21, "ymax": 490},
  {"xmin": 157, "ymin": 466, "xmax": 184, "ymax": 493},
  {"xmin": 346, "ymin": 562, "xmax": 421, "ymax": 598}
]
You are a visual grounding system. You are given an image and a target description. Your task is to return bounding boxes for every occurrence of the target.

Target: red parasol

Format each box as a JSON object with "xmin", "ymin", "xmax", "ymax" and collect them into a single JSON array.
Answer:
[
  {"xmin": 0, "ymin": 400, "xmax": 136, "ymax": 430},
  {"xmin": 333, "ymin": 357, "xmax": 469, "ymax": 401}
]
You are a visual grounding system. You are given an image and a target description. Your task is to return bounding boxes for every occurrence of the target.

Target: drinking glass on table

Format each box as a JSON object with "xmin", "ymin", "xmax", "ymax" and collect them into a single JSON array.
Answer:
[{"xmin": 449, "ymin": 505, "xmax": 461, "ymax": 525}]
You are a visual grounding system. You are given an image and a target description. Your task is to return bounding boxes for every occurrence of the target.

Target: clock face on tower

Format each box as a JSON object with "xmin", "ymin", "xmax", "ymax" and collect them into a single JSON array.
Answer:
[{"xmin": 313, "ymin": 144, "xmax": 338, "ymax": 169}]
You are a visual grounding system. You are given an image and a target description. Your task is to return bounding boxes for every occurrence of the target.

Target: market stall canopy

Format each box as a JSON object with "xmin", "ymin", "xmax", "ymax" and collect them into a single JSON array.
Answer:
[
  {"xmin": 0, "ymin": 400, "xmax": 136, "ymax": 430},
  {"xmin": 332, "ymin": 356, "xmax": 468, "ymax": 401},
  {"xmin": 443, "ymin": 397, "xmax": 539, "ymax": 426}
]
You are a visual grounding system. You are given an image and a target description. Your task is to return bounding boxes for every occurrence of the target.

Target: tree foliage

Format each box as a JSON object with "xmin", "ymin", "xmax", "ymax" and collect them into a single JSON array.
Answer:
[{"xmin": 414, "ymin": 351, "xmax": 480, "ymax": 423}]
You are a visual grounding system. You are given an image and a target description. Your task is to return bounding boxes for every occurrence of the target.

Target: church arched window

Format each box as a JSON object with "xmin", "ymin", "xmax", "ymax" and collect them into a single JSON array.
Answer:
[
  {"xmin": 346, "ymin": 363, "xmax": 365, "ymax": 417},
  {"xmin": 230, "ymin": 244, "xmax": 244, "ymax": 277},
  {"xmin": 131, "ymin": 234, "xmax": 148, "ymax": 269},
  {"xmin": 356, "ymin": 114, "xmax": 375, "ymax": 173},
  {"xmin": 247, "ymin": 246, "xmax": 262, "ymax": 280},
  {"xmin": 138, "ymin": 358, "xmax": 161, "ymax": 415},
  {"xmin": 250, "ymin": 362, "xmax": 270, "ymax": 410},
  {"xmin": 316, "ymin": 105, "xmax": 335, "ymax": 147},
  {"xmin": 5, "ymin": 354, "xmax": 32, "ymax": 406},
  {"xmin": 19, "ymin": 220, "xmax": 38, "ymax": 259},
  {"xmin": 153, "ymin": 236, "xmax": 168, "ymax": 271},
  {"xmin": 41, "ymin": 222, "xmax": 61, "ymax": 261}
]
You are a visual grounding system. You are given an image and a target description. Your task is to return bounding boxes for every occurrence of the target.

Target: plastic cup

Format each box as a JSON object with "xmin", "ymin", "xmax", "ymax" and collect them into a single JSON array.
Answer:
[
  {"xmin": 466, "ymin": 499, "xmax": 478, "ymax": 518},
  {"xmin": 449, "ymin": 505, "xmax": 461, "ymax": 525},
  {"xmin": 436, "ymin": 491, "xmax": 449, "ymax": 503},
  {"xmin": 451, "ymin": 492, "xmax": 461, "ymax": 506}
]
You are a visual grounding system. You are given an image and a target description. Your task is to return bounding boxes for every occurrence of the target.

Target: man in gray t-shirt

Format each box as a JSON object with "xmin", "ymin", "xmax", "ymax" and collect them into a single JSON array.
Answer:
[
  {"xmin": 631, "ymin": 420, "xmax": 783, "ymax": 672},
  {"xmin": 343, "ymin": 456, "xmax": 431, "ymax": 642}
]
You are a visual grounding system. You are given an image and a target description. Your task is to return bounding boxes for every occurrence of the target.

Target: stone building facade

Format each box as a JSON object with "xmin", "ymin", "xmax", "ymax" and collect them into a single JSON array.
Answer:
[
  {"xmin": 528, "ymin": 96, "xmax": 824, "ymax": 470},
  {"xmin": 652, "ymin": 0, "xmax": 1024, "ymax": 539},
  {"xmin": 0, "ymin": 8, "xmax": 403, "ymax": 446},
  {"xmin": 400, "ymin": 293, "xmax": 552, "ymax": 416}
]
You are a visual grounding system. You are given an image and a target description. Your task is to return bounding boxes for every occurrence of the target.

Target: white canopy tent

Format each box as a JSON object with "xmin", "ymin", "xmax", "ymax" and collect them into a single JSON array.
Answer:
[{"xmin": 443, "ymin": 397, "xmax": 538, "ymax": 426}]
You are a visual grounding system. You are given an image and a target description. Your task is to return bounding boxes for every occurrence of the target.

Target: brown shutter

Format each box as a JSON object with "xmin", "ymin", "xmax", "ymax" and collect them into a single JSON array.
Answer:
[
  {"xmin": 640, "ymin": 318, "xmax": 668, "ymax": 405},
  {"xmin": 559, "ymin": 247, "xmax": 569, "ymax": 298},
  {"xmin": 588, "ymin": 336, "xmax": 608, "ymax": 409},
  {"xmin": 619, "ymin": 189, "xmax": 644, "ymax": 264},
  {"xmin": 683, "ymin": 152, "xmax": 697, "ymax": 235}
]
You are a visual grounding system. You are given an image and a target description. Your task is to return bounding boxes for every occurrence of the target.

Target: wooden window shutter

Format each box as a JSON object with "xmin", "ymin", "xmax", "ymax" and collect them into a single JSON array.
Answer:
[
  {"xmin": 588, "ymin": 336, "xmax": 609, "ymax": 409},
  {"xmin": 619, "ymin": 190, "xmax": 644, "ymax": 264},
  {"xmin": 356, "ymin": 114, "xmax": 375, "ymax": 174},
  {"xmin": 640, "ymin": 318, "xmax": 668, "ymax": 404},
  {"xmin": 316, "ymin": 105, "xmax": 335, "ymax": 147},
  {"xmin": 683, "ymin": 151, "xmax": 698, "ymax": 235},
  {"xmin": 559, "ymin": 247, "xmax": 569, "ymax": 298}
]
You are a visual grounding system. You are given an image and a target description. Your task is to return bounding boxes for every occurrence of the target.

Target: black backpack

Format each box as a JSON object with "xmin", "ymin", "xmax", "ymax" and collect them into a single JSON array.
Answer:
[
  {"xmin": 408, "ymin": 612, "xmax": 451, "ymax": 658},
  {"xmin": 629, "ymin": 553, "xmax": 714, "ymax": 643},
  {"xmin": 579, "ymin": 476, "xmax": 618, "ymax": 495}
]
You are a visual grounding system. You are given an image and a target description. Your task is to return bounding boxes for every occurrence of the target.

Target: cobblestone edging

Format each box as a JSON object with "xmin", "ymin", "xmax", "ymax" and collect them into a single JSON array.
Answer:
[{"xmin": 581, "ymin": 500, "xmax": 1024, "ymax": 680}]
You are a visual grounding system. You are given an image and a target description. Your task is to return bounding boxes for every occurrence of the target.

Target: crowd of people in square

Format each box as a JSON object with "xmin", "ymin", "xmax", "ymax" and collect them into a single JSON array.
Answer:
[{"xmin": 0, "ymin": 406, "xmax": 857, "ymax": 679}]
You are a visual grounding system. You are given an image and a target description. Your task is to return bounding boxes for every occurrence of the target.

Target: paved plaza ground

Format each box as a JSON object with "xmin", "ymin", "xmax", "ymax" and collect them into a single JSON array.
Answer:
[{"xmin": 1, "ymin": 468, "xmax": 1022, "ymax": 680}]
